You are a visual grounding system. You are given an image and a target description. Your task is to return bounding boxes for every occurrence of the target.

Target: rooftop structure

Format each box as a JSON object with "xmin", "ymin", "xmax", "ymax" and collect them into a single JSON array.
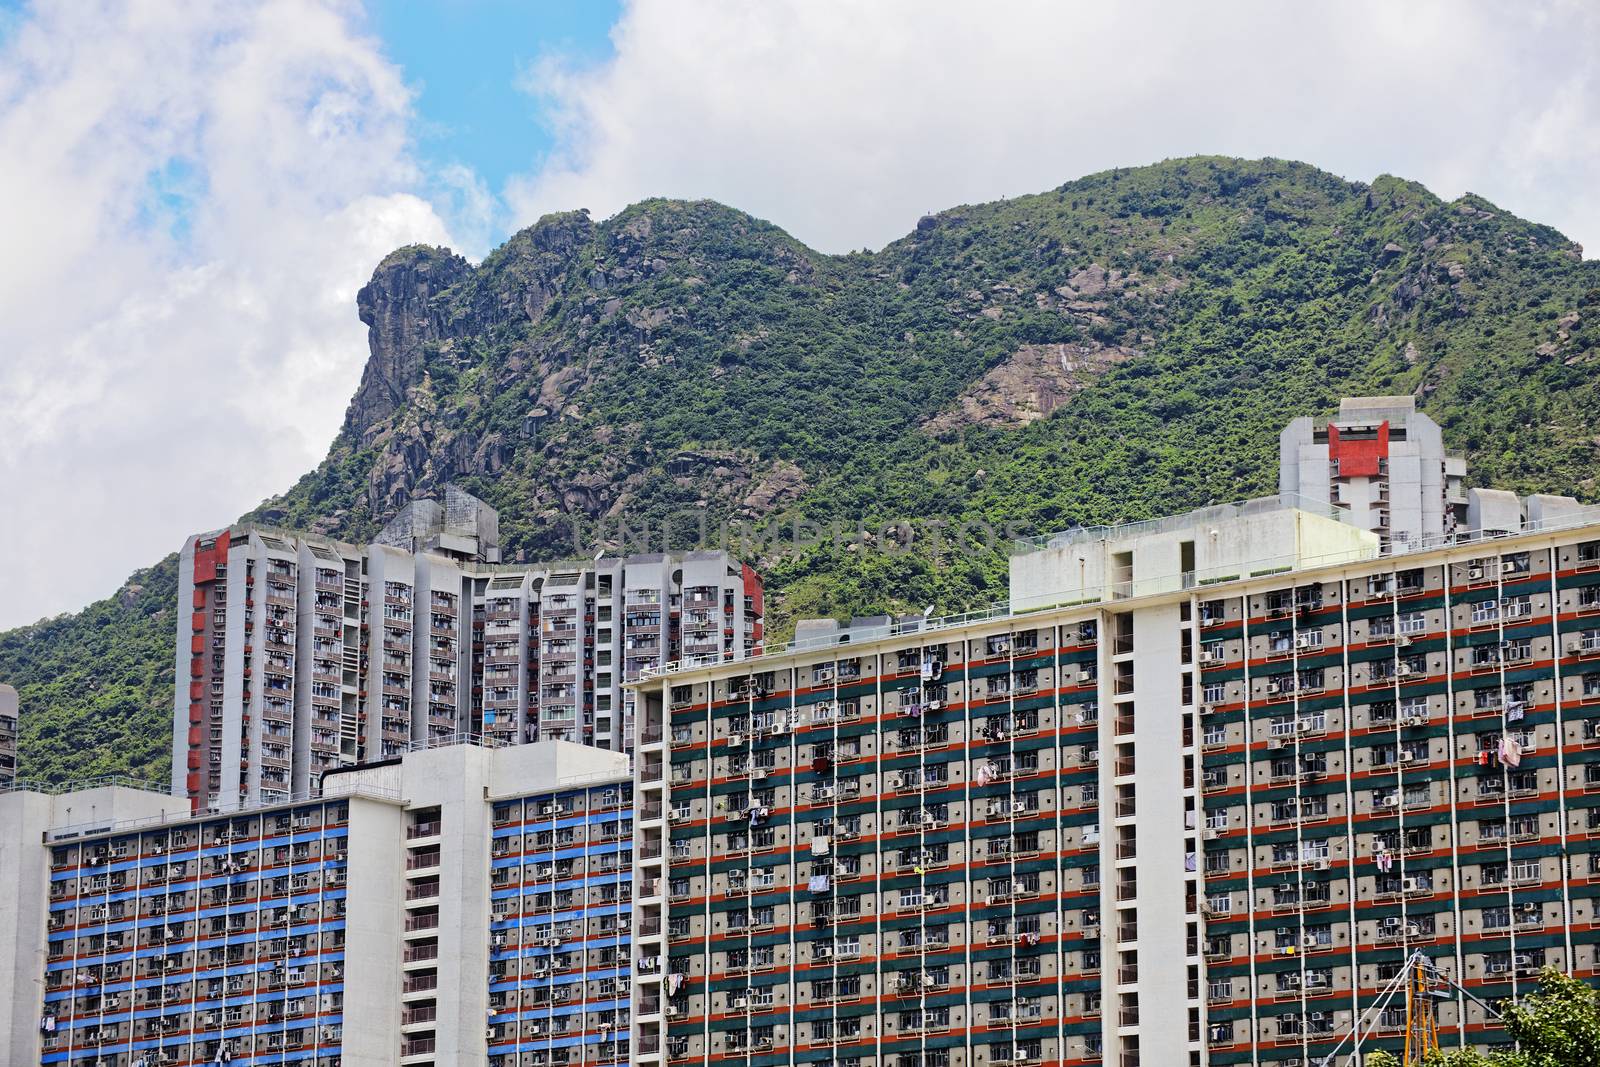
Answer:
[{"xmin": 374, "ymin": 483, "xmax": 503, "ymax": 563}]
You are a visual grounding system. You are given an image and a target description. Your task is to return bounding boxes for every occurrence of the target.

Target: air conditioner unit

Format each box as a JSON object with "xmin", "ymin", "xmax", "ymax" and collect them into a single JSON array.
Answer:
[
  {"xmin": 1268, "ymin": 737, "xmax": 1285, "ymax": 751},
  {"xmin": 1380, "ymin": 795, "xmax": 1399, "ymax": 809},
  {"xmin": 728, "ymin": 734, "xmax": 745, "ymax": 747},
  {"xmin": 1401, "ymin": 877, "xmax": 1421, "ymax": 892},
  {"xmin": 926, "ymin": 699, "xmax": 944, "ymax": 711},
  {"xmin": 1302, "ymin": 936, "xmax": 1319, "ymax": 949},
  {"xmin": 1267, "ymin": 681, "xmax": 1283, "ymax": 695},
  {"xmin": 1295, "ymin": 634, "xmax": 1315, "ymax": 650},
  {"xmin": 1399, "ymin": 752, "xmax": 1416, "ymax": 765},
  {"xmin": 1404, "ymin": 714, "xmax": 1426, "ymax": 727},
  {"xmin": 1203, "ymin": 828, "xmax": 1221, "ymax": 841},
  {"xmin": 1502, "ymin": 560, "xmax": 1518, "ymax": 574},
  {"xmin": 732, "ymin": 995, "xmax": 750, "ymax": 1010},
  {"xmin": 1315, "ymin": 859, "xmax": 1331, "ymax": 871}
]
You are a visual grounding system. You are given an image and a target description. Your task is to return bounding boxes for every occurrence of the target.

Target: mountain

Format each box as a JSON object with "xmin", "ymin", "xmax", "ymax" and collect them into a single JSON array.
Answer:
[{"xmin": 5, "ymin": 156, "xmax": 1598, "ymax": 787}]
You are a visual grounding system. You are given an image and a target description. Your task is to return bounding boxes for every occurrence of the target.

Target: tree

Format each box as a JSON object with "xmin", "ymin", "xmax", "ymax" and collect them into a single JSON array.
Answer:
[{"xmin": 1496, "ymin": 967, "xmax": 1600, "ymax": 1066}]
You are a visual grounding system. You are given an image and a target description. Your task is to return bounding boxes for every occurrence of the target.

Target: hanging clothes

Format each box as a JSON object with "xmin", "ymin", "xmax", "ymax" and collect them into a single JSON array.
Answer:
[
  {"xmin": 810, "ymin": 836, "xmax": 830, "ymax": 857},
  {"xmin": 1499, "ymin": 736, "xmax": 1524, "ymax": 768},
  {"xmin": 809, "ymin": 874, "xmax": 831, "ymax": 893}
]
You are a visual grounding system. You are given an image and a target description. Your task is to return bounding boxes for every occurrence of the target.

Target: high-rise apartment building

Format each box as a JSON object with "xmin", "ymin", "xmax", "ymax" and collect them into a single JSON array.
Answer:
[
  {"xmin": 0, "ymin": 739, "xmax": 632, "ymax": 1067},
  {"xmin": 627, "ymin": 486, "xmax": 1600, "ymax": 1066},
  {"xmin": 0, "ymin": 683, "xmax": 17, "ymax": 789},
  {"xmin": 1279, "ymin": 395, "xmax": 1592, "ymax": 552},
  {"xmin": 173, "ymin": 486, "xmax": 762, "ymax": 811},
  {"xmin": 1279, "ymin": 395, "xmax": 1467, "ymax": 549}
]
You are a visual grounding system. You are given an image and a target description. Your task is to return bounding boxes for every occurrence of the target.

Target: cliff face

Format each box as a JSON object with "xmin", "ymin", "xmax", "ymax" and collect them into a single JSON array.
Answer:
[
  {"xmin": 7, "ymin": 156, "xmax": 1600, "ymax": 786},
  {"xmin": 349, "ymin": 245, "xmax": 473, "ymax": 439}
]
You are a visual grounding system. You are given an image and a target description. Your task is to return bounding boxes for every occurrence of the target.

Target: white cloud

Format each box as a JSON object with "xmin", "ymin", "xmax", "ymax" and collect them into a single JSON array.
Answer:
[
  {"xmin": 0, "ymin": 0, "xmax": 457, "ymax": 628},
  {"xmin": 509, "ymin": 0, "xmax": 1600, "ymax": 257}
]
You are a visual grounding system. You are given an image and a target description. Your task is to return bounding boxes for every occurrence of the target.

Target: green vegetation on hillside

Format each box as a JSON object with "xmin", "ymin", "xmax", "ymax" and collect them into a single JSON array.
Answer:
[
  {"xmin": 2, "ymin": 558, "xmax": 178, "ymax": 785},
  {"xmin": 4, "ymin": 156, "xmax": 1597, "ymax": 785}
]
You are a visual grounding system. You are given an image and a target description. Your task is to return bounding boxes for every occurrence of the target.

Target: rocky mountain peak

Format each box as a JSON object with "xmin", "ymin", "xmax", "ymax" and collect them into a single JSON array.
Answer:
[{"xmin": 347, "ymin": 245, "xmax": 471, "ymax": 439}]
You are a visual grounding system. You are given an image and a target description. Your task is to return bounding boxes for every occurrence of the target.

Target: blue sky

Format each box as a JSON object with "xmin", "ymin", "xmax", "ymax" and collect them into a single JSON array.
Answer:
[{"xmin": 367, "ymin": 0, "xmax": 618, "ymax": 239}]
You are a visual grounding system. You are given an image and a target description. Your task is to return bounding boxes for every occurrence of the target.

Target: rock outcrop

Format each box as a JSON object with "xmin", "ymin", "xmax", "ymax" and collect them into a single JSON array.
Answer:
[
  {"xmin": 924, "ymin": 342, "xmax": 1140, "ymax": 433},
  {"xmin": 346, "ymin": 246, "xmax": 471, "ymax": 440}
]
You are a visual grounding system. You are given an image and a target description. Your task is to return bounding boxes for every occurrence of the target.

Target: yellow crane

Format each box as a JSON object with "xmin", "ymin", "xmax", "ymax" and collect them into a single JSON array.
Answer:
[
  {"xmin": 1401, "ymin": 953, "xmax": 1442, "ymax": 1064},
  {"xmin": 1317, "ymin": 950, "xmax": 1506, "ymax": 1066}
]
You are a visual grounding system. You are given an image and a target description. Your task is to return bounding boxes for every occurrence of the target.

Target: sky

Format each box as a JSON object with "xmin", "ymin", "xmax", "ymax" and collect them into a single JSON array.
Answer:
[{"xmin": 0, "ymin": 0, "xmax": 1598, "ymax": 629}]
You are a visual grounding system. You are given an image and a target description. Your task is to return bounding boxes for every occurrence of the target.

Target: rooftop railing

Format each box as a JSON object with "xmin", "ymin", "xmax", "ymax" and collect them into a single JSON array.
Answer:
[
  {"xmin": 40, "ymin": 782, "xmax": 403, "ymax": 842},
  {"xmin": 1, "ymin": 774, "xmax": 168, "ymax": 797}
]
